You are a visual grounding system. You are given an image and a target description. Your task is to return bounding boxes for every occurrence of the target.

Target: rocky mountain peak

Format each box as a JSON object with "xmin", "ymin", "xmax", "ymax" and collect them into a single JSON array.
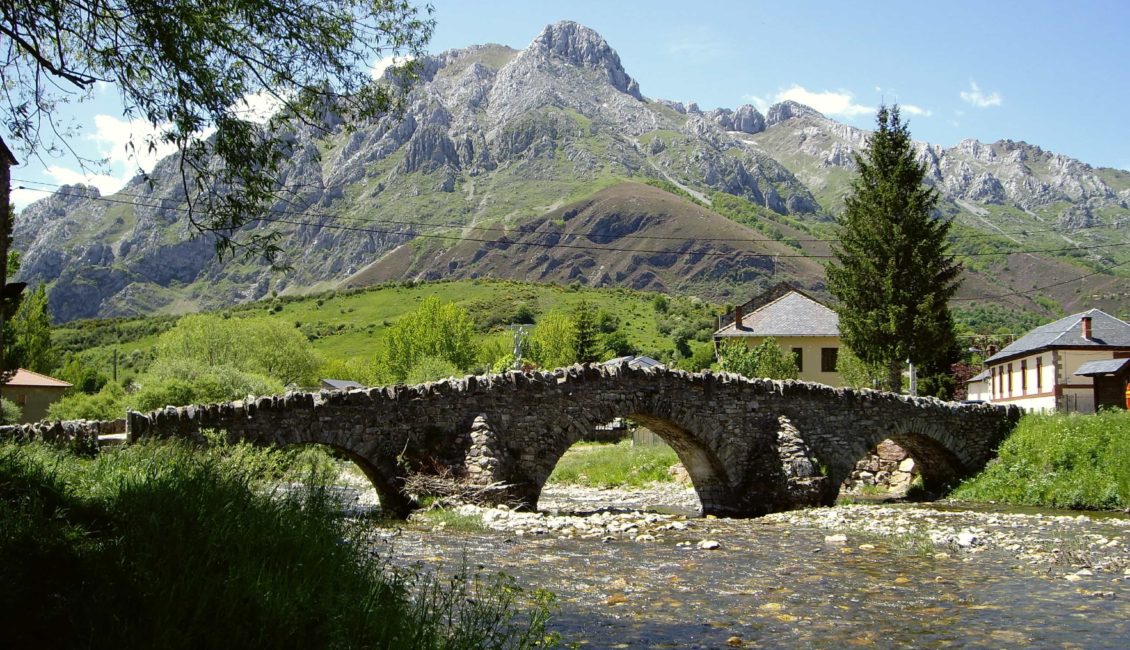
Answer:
[
  {"xmin": 526, "ymin": 21, "xmax": 643, "ymax": 100},
  {"xmin": 766, "ymin": 101, "xmax": 825, "ymax": 127}
]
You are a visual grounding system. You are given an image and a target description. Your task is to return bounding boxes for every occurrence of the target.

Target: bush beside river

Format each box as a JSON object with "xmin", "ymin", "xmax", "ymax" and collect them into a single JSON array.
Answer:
[{"xmin": 952, "ymin": 410, "xmax": 1130, "ymax": 510}]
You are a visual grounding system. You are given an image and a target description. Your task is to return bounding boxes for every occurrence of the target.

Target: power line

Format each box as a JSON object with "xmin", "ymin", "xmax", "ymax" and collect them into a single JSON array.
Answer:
[{"xmin": 951, "ymin": 258, "xmax": 1130, "ymax": 302}]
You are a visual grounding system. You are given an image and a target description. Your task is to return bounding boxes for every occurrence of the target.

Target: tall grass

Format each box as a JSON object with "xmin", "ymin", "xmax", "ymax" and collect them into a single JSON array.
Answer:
[
  {"xmin": 951, "ymin": 410, "xmax": 1130, "ymax": 510},
  {"xmin": 0, "ymin": 440, "xmax": 560, "ymax": 649},
  {"xmin": 548, "ymin": 440, "xmax": 681, "ymax": 488}
]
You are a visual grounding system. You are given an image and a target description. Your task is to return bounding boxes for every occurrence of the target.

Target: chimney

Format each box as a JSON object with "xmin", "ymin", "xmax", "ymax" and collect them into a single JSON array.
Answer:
[
  {"xmin": 734, "ymin": 305, "xmax": 744, "ymax": 330},
  {"xmin": 1081, "ymin": 315, "xmax": 1093, "ymax": 340}
]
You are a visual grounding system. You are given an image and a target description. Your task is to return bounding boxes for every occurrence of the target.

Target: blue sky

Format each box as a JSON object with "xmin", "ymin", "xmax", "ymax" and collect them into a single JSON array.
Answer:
[{"xmin": 10, "ymin": 0, "xmax": 1129, "ymax": 209}]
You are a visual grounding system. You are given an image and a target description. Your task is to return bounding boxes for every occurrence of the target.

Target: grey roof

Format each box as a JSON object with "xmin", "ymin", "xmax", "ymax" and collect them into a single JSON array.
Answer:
[
  {"xmin": 966, "ymin": 369, "xmax": 990, "ymax": 383},
  {"xmin": 604, "ymin": 355, "xmax": 666, "ymax": 370},
  {"xmin": 714, "ymin": 291, "xmax": 839, "ymax": 338},
  {"xmin": 321, "ymin": 378, "xmax": 364, "ymax": 390},
  {"xmin": 985, "ymin": 309, "xmax": 1130, "ymax": 364},
  {"xmin": 1074, "ymin": 358, "xmax": 1130, "ymax": 377}
]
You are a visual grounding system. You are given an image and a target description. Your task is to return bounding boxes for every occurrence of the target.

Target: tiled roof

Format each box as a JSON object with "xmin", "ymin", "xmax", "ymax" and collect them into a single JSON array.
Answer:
[
  {"xmin": 714, "ymin": 291, "xmax": 839, "ymax": 338},
  {"xmin": 4, "ymin": 368, "xmax": 72, "ymax": 388},
  {"xmin": 966, "ymin": 369, "xmax": 990, "ymax": 383},
  {"xmin": 985, "ymin": 309, "xmax": 1130, "ymax": 364},
  {"xmin": 1074, "ymin": 358, "xmax": 1130, "ymax": 377}
]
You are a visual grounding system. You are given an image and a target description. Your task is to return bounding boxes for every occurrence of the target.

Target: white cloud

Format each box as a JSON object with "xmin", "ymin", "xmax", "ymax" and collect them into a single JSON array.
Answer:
[
  {"xmin": 900, "ymin": 104, "xmax": 933, "ymax": 117},
  {"xmin": 773, "ymin": 85, "xmax": 873, "ymax": 118},
  {"xmin": 89, "ymin": 114, "xmax": 177, "ymax": 173},
  {"xmin": 232, "ymin": 90, "xmax": 287, "ymax": 124},
  {"xmin": 743, "ymin": 95, "xmax": 770, "ymax": 112},
  {"xmin": 960, "ymin": 81, "xmax": 1002, "ymax": 108},
  {"xmin": 371, "ymin": 54, "xmax": 414, "ymax": 80}
]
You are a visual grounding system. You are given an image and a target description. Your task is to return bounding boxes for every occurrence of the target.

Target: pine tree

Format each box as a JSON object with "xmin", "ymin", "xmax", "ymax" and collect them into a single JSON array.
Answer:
[
  {"xmin": 825, "ymin": 106, "xmax": 962, "ymax": 392},
  {"xmin": 573, "ymin": 300, "xmax": 602, "ymax": 363}
]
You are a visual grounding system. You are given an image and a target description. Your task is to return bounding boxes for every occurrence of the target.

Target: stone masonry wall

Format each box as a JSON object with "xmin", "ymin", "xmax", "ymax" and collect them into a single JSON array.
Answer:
[{"xmin": 122, "ymin": 363, "xmax": 1022, "ymax": 518}]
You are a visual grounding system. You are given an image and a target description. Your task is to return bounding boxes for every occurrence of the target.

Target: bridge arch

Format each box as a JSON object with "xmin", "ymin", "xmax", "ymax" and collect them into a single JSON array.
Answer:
[
  {"xmin": 502, "ymin": 404, "xmax": 733, "ymax": 515},
  {"xmin": 125, "ymin": 365, "xmax": 1021, "ymax": 519}
]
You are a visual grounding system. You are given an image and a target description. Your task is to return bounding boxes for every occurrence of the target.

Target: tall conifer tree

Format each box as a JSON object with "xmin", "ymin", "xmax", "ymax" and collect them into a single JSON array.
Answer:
[{"xmin": 825, "ymin": 106, "xmax": 962, "ymax": 392}]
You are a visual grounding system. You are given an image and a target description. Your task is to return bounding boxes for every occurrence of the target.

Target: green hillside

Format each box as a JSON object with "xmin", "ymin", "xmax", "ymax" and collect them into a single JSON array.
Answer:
[{"xmin": 52, "ymin": 279, "xmax": 722, "ymax": 385}]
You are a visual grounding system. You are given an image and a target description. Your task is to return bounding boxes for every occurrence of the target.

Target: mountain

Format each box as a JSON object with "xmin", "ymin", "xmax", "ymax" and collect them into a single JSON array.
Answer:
[{"xmin": 14, "ymin": 21, "xmax": 1130, "ymax": 322}]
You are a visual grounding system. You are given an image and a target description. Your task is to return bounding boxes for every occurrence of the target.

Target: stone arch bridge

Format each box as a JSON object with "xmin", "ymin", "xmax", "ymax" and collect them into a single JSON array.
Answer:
[{"xmin": 126, "ymin": 363, "xmax": 1021, "ymax": 518}]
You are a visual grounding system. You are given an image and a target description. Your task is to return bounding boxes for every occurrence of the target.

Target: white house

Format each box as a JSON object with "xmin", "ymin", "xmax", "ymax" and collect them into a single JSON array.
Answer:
[
  {"xmin": 964, "ymin": 369, "xmax": 991, "ymax": 402},
  {"xmin": 982, "ymin": 309, "xmax": 1130, "ymax": 413},
  {"xmin": 713, "ymin": 284, "xmax": 843, "ymax": 386}
]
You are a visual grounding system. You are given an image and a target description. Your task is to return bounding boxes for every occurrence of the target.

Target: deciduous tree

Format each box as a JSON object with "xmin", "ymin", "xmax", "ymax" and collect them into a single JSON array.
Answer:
[
  {"xmin": 376, "ymin": 296, "xmax": 477, "ymax": 381},
  {"xmin": 8, "ymin": 283, "xmax": 54, "ymax": 372},
  {"xmin": 527, "ymin": 311, "xmax": 577, "ymax": 369},
  {"xmin": 825, "ymin": 106, "xmax": 962, "ymax": 392},
  {"xmin": 1, "ymin": 0, "xmax": 434, "ymax": 259}
]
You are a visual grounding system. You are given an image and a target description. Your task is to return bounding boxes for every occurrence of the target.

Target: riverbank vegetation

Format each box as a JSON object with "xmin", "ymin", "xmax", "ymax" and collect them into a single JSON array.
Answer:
[
  {"xmin": 952, "ymin": 410, "xmax": 1130, "ymax": 510},
  {"xmin": 548, "ymin": 440, "xmax": 681, "ymax": 488},
  {"xmin": 0, "ymin": 439, "xmax": 560, "ymax": 649}
]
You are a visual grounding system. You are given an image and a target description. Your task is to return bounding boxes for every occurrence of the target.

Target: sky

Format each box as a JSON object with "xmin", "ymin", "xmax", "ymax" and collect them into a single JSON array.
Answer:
[{"xmin": 9, "ymin": 0, "xmax": 1130, "ymax": 210}]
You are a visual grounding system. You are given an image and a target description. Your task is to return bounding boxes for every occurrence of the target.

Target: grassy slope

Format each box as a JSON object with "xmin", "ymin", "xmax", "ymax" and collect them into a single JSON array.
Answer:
[
  {"xmin": 53, "ymin": 279, "xmax": 719, "ymax": 377},
  {"xmin": 951, "ymin": 410, "xmax": 1130, "ymax": 510}
]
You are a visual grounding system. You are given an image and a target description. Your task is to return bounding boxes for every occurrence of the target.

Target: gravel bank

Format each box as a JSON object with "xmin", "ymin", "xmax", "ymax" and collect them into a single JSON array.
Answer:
[{"xmin": 428, "ymin": 483, "xmax": 1130, "ymax": 582}]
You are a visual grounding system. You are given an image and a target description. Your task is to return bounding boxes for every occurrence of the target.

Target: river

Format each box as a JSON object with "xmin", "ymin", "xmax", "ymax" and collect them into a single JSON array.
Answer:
[{"xmin": 343, "ymin": 482, "xmax": 1128, "ymax": 648}]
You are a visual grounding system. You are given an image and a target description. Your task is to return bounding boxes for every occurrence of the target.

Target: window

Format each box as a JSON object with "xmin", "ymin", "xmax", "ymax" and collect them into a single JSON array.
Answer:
[
  {"xmin": 792, "ymin": 348, "xmax": 803, "ymax": 372},
  {"xmin": 821, "ymin": 347, "xmax": 838, "ymax": 373},
  {"xmin": 15, "ymin": 394, "xmax": 27, "ymax": 406},
  {"xmin": 990, "ymin": 367, "xmax": 996, "ymax": 398},
  {"xmin": 1036, "ymin": 357, "xmax": 1042, "ymax": 391},
  {"xmin": 1007, "ymin": 363, "xmax": 1013, "ymax": 395},
  {"xmin": 1021, "ymin": 360, "xmax": 1027, "ymax": 392}
]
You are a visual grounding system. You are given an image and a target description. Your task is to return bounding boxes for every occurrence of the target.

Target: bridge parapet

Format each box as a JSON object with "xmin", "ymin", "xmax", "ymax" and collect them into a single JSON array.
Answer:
[{"xmin": 121, "ymin": 363, "xmax": 1021, "ymax": 518}]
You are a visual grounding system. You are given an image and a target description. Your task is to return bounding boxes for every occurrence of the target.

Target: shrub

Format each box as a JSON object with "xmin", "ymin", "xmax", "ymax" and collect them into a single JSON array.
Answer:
[
  {"xmin": 405, "ymin": 355, "xmax": 462, "ymax": 384},
  {"xmin": 46, "ymin": 383, "xmax": 126, "ymax": 421},
  {"xmin": 131, "ymin": 359, "xmax": 283, "ymax": 411},
  {"xmin": 0, "ymin": 398, "xmax": 21, "ymax": 424},
  {"xmin": 717, "ymin": 338, "xmax": 798, "ymax": 380}
]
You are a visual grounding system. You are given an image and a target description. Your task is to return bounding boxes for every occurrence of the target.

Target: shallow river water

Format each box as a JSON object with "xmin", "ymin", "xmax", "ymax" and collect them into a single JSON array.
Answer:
[{"xmin": 355, "ymin": 485, "xmax": 1129, "ymax": 649}]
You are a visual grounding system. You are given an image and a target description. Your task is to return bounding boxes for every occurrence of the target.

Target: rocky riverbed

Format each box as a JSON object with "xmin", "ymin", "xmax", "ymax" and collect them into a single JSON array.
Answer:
[
  {"xmin": 342, "ymin": 479, "xmax": 1130, "ymax": 647},
  {"xmin": 431, "ymin": 484, "xmax": 1129, "ymax": 582}
]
